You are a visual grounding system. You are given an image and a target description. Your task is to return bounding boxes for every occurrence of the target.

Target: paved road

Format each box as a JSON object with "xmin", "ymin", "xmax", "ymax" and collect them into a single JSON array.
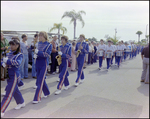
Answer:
[{"xmin": 1, "ymin": 54, "xmax": 149, "ymax": 118}]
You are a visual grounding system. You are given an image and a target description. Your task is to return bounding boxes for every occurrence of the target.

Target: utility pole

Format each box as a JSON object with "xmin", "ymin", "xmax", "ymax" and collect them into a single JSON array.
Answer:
[{"xmin": 115, "ymin": 28, "xmax": 117, "ymax": 38}]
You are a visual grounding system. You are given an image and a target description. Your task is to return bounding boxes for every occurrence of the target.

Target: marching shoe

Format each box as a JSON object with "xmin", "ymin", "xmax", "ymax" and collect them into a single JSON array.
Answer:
[
  {"xmin": 32, "ymin": 100, "xmax": 41, "ymax": 104},
  {"xmin": 74, "ymin": 82, "xmax": 79, "ymax": 87},
  {"xmin": 1, "ymin": 91, "xmax": 6, "ymax": 96},
  {"xmin": 80, "ymin": 80, "xmax": 84, "ymax": 83},
  {"xmin": 15, "ymin": 102, "xmax": 25, "ymax": 110},
  {"xmin": 115, "ymin": 64, "xmax": 117, "ymax": 66},
  {"xmin": 98, "ymin": 67, "xmax": 101, "ymax": 70},
  {"xmin": 43, "ymin": 95, "xmax": 49, "ymax": 98},
  {"xmin": 57, "ymin": 79, "xmax": 60, "ymax": 82},
  {"xmin": 52, "ymin": 72, "xmax": 55, "ymax": 75},
  {"xmin": 33, "ymin": 85, "xmax": 37, "ymax": 89},
  {"xmin": 145, "ymin": 82, "xmax": 149, "ymax": 84},
  {"xmin": 55, "ymin": 90, "xmax": 61, "ymax": 95},
  {"xmin": 1, "ymin": 112, "xmax": 4, "ymax": 118},
  {"xmin": 64, "ymin": 85, "xmax": 70, "ymax": 90},
  {"xmin": 18, "ymin": 84, "xmax": 25, "ymax": 91}
]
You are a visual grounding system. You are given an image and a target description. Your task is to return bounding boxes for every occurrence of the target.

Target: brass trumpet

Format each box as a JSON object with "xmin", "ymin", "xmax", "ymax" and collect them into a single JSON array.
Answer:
[{"xmin": 56, "ymin": 45, "xmax": 62, "ymax": 65}]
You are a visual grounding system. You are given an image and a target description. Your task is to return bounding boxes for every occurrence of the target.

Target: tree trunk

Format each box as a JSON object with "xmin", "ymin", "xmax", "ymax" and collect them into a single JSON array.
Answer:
[
  {"xmin": 74, "ymin": 20, "xmax": 76, "ymax": 39},
  {"xmin": 58, "ymin": 29, "xmax": 60, "ymax": 43}
]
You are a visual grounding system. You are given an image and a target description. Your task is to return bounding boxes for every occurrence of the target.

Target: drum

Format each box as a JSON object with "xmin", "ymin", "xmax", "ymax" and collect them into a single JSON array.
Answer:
[
  {"xmin": 105, "ymin": 52, "xmax": 112, "ymax": 58},
  {"xmin": 98, "ymin": 51, "xmax": 104, "ymax": 56},
  {"xmin": 116, "ymin": 51, "xmax": 123, "ymax": 56}
]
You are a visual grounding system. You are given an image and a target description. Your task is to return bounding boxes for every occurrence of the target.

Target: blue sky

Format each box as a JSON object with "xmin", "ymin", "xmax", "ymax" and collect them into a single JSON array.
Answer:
[{"xmin": 1, "ymin": 1, "xmax": 149, "ymax": 42}]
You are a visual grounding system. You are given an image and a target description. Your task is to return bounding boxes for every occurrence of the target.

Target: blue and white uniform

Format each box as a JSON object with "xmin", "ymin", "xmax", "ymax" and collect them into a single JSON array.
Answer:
[
  {"xmin": 121, "ymin": 44, "xmax": 126, "ymax": 62},
  {"xmin": 57, "ymin": 44, "xmax": 71, "ymax": 89},
  {"xmin": 116, "ymin": 45, "xmax": 124, "ymax": 66},
  {"xmin": 105, "ymin": 45, "xmax": 113, "ymax": 69},
  {"xmin": 33, "ymin": 41, "xmax": 52, "ymax": 102},
  {"xmin": 97, "ymin": 44, "xmax": 106, "ymax": 68},
  {"xmin": 111, "ymin": 45, "xmax": 116, "ymax": 65},
  {"xmin": 75, "ymin": 42, "xmax": 89, "ymax": 83},
  {"xmin": 1, "ymin": 51, "xmax": 24, "ymax": 113}
]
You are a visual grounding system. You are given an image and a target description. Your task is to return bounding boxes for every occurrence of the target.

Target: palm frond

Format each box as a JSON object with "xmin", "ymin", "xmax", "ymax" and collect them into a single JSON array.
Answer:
[
  {"xmin": 60, "ymin": 27, "xmax": 67, "ymax": 34},
  {"xmin": 77, "ymin": 15, "xmax": 85, "ymax": 28},
  {"xmin": 69, "ymin": 18, "xmax": 75, "ymax": 24},
  {"xmin": 78, "ymin": 10, "xmax": 86, "ymax": 15},
  {"xmin": 49, "ymin": 27, "xmax": 57, "ymax": 32},
  {"xmin": 61, "ymin": 12, "xmax": 74, "ymax": 19}
]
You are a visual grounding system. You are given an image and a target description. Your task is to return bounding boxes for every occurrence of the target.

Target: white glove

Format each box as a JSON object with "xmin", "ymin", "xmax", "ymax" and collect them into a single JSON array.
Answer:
[
  {"xmin": 58, "ymin": 51, "xmax": 62, "ymax": 56},
  {"xmin": 2, "ymin": 63, "xmax": 6, "ymax": 68},
  {"xmin": 3, "ymin": 57, "xmax": 8, "ymax": 63},
  {"xmin": 35, "ymin": 49, "xmax": 39, "ymax": 54},
  {"xmin": 33, "ymin": 54, "xmax": 37, "ymax": 59}
]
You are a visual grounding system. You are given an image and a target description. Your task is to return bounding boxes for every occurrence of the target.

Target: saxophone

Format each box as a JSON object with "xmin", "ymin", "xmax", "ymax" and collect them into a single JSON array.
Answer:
[
  {"xmin": 76, "ymin": 41, "xmax": 83, "ymax": 57},
  {"xmin": 56, "ymin": 45, "xmax": 62, "ymax": 65}
]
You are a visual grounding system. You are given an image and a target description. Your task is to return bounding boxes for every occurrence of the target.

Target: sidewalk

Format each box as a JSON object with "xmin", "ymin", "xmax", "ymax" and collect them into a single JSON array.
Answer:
[{"xmin": 1, "ymin": 54, "xmax": 149, "ymax": 118}]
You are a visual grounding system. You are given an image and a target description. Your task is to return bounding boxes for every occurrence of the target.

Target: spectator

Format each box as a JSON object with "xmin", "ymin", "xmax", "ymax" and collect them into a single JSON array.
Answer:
[
  {"xmin": 50, "ymin": 36, "xmax": 58, "ymax": 75},
  {"xmin": 20, "ymin": 34, "xmax": 29, "ymax": 80},
  {"xmin": 141, "ymin": 43, "xmax": 149, "ymax": 84},
  {"xmin": 30, "ymin": 34, "xmax": 38, "ymax": 78},
  {"xmin": 71, "ymin": 41, "xmax": 76, "ymax": 71},
  {"xmin": 1, "ymin": 32, "xmax": 9, "ymax": 81}
]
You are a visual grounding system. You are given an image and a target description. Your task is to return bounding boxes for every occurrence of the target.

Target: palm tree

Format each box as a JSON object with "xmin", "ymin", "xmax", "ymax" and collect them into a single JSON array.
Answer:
[
  {"xmin": 49, "ymin": 23, "xmax": 67, "ymax": 42},
  {"xmin": 107, "ymin": 36, "xmax": 120, "ymax": 45},
  {"xmin": 61, "ymin": 9, "xmax": 86, "ymax": 39},
  {"xmin": 136, "ymin": 31, "xmax": 143, "ymax": 42}
]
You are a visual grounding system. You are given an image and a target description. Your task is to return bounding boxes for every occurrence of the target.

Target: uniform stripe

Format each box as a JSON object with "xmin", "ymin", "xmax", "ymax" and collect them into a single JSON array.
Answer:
[
  {"xmin": 1, "ymin": 73, "xmax": 18, "ymax": 112},
  {"xmin": 77, "ymin": 57, "xmax": 84, "ymax": 83},
  {"xmin": 45, "ymin": 43, "xmax": 51, "ymax": 52},
  {"xmin": 59, "ymin": 60, "xmax": 68, "ymax": 90},
  {"xmin": 37, "ymin": 59, "xmax": 47, "ymax": 101}
]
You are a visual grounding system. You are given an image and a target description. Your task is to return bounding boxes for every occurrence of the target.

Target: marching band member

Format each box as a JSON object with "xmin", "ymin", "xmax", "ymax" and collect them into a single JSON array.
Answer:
[
  {"xmin": 96, "ymin": 39, "xmax": 106, "ymax": 70},
  {"xmin": 124, "ymin": 42, "xmax": 128, "ymax": 61},
  {"xmin": 32, "ymin": 31, "xmax": 52, "ymax": 104},
  {"xmin": 93, "ymin": 42, "xmax": 97, "ymax": 63},
  {"xmin": 114, "ymin": 43, "xmax": 118, "ymax": 66},
  {"xmin": 131, "ymin": 42, "xmax": 135, "ymax": 58},
  {"xmin": 110, "ymin": 41, "xmax": 116, "ymax": 66},
  {"xmin": 128, "ymin": 42, "xmax": 132, "ymax": 59},
  {"xmin": 105, "ymin": 40, "xmax": 113, "ymax": 71},
  {"xmin": 55, "ymin": 36, "xmax": 71, "ymax": 95},
  {"xmin": 75, "ymin": 34, "xmax": 89, "ymax": 87},
  {"xmin": 1, "ymin": 39, "xmax": 25, "ymax": 118},
  {"xmin": 116, "ymin": 41, "xmax": 124, "ymax": 68},
  {"xmin": 121, "ymin": 41, "xmax": 126, "ymax": 62}
]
